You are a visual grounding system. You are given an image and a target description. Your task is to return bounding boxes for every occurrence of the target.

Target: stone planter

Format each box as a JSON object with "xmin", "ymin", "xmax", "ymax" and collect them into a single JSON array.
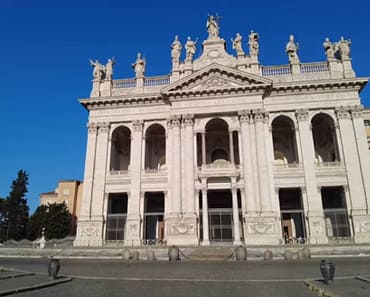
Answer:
[
  {"xmin": 264, "ymin": 249, "xmax": 273, "ymax": 261},
  {"xmin": 235, "ymin": 246, "xmax": 247, "ymax": 261},
  {"xmin": 320, "ymin": 260, "xmax": 335, "ymax": 285},
  {"xmin": 48, "ymin": 259, "xmax": 60, "ymax": 279},
  {"xmin": 168, "ymin": 245, "xmax": 180, "ymax": 262}
]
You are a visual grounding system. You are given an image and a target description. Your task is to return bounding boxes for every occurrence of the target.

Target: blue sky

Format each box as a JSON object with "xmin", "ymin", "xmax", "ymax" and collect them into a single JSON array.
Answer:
[{"xmin": 1, "ymin": 0, "xmax": 370, "ymax": 214}]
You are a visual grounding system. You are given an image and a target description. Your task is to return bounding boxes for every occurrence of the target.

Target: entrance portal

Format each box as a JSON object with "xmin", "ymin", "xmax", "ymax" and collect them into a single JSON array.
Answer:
[
  {"xmin": 200, "ymin": 190, "xmax": 241, "ymax": 243},
  {"xmin": 143, "ymin": 192, "xmax": 164, "ymax": 245}
]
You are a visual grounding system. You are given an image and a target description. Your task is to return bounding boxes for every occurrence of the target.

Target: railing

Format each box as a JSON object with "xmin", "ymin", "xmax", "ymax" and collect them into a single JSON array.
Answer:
[
  {"xmin": 262, "ymin": 65, "xmax": 291, "ymax": 76},
  {"xmin": 113, "ymin": 78, "xmax": 136, "ymax": 88},
  {"xmin": 300, "ymin": 62, "xmax": 329, "ymax": 73},
  {"xmin": 109, "ymin": 170, "xmax": 129, "ymax": 175},
  {"xmin": 274, "ymin": 162, "xmax": 302, "ymax": 168},
  {"xmin": 144, "ymin": 75, "xmax": 170, "ymax": 87},
  {"xmin": 316, "ymin": 161, "xmax": 343, "ymax": 167},
  {"xmin": 142, "ymin": 239, "xmax": 167, "ymax": 246}
]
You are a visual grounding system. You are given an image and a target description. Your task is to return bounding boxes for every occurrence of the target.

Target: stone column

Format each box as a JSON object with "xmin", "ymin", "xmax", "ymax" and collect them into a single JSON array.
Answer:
[
  {"xmin": 231, "ymin": 181, "xmax": 241, "ymax": 245},
  {"xmin": 126, "ymin": 120, "xmax": 143, "ymax": 246},
  {"xmin": 88, "ymin": 122, "xmax": 110, "ymax": 246},
  {"xmin": 351, "ymin": 106, "xmax": 370, "ymax": 207},
  {"xmin": 336, "ymin": 106, "xmax": 370, "ymax": 243},
  {"xmin": 254, "ymin": 110, "xmax": 271, "ymax": 212},
  {"xmin": 238, "ymin": 110, "xmax": 257, "ymax": 214},
  {"xmin": 201, "ymin": 184, "xmax": 210, "ymax": 245},
  {"xmin": 229, "ymin": 131, "xmax": 235, "ymax": 164},
  {"xmin": 181, "ymin": 114, "xmax": 198, "ymax": 245},
  {"xmin": 201, "ymin": 132, "xmax": 206, "ymax": 165},
  {"xmin": 183, "ymin": 114, "xmax": 195, "ymax": 214},
  {"xmin": 170, "ymin": 115, "xmax": 182, "ymax": 214},
  {"xmin": 74, "ymin": 122, "xmax": 98, "ymax": 246},
  {"xmin": 295, "ymin": 109, "xmax": 327, "ymax": 244}
]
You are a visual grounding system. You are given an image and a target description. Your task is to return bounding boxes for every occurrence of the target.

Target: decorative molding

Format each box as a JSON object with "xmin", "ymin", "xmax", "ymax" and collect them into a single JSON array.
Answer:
[
  {"xmin": 295, "ymin": 109, "xmax": 309, "ymax": 121},
  {"xmin": 132, "ymin": 120, "xmax": 143, "ymax": 132},
  {"xmin": 351, "ymin": 105, "xmax": 363, "ymax": 118},
  {"xmin": 335, "ymin": 106, "xmax": 351, "ymax": 119},
  {"xmin": 97, "ymin": 122, "xmax": 110, "ymax": 134},
  {"xmin": 182, "ymin": 114, "xmax": 194, "ymax": 126},
  {"xmin": 87, "ymin": 122, "xmax": 98, "ymax": 134},
  {"xmin": 170, "ymin": 115, "xmax": 181, "ymax": 127},
  {"xmin": 238, "ymin": 110, "xmax": 251, "ymax": 123},
  {"xmin": 253, "ymin": 109, "xmax": 266, "ymax": 122}
]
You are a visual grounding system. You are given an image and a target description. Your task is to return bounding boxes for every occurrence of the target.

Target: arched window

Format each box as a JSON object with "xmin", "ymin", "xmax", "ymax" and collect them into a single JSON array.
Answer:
[
  {"xmin": 272, "ymin": 116, "xmax": 298, "ymax": 163},
  {"xmin": 110, "ymin": 126, "xmax": 131, "ymax": 171},
  {"xmin": 145, "ymin": 124, "xmax": 166, "ymax": 169},
  {"xmin": 311, "ymin": 114, "xmax": 339, "ymax": 162},
  {"xmin": 205, "ymin": 118, "xmax": 230, "ymax": 163}
]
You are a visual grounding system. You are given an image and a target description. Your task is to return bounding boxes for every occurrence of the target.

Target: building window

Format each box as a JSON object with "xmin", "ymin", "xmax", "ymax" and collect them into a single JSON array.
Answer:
[{"xmin": 105, "ymin": 193, "xmax": 128, "ymax": 241}]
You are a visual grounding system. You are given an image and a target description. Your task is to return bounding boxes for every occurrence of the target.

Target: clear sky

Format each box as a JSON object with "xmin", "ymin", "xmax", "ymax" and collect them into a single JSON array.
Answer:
[{"xmin": 1, "ymin": 0, "xmax": 369, "ymax": 214}]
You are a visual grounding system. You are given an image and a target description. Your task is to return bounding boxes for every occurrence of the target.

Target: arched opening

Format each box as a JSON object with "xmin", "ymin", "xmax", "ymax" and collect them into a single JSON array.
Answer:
[
  {"xmin": 272, "ymin": 116, "xmax": 298, "ymax": 164},
  {"xmin": 145, "ymin": 124, "xmax": 166, "ymax": 170},
  {"xmin": 205, "ymin": 118, "xmax": 230, "ymax": 164},
  {"xmin": 110, "ymin": 126, "xmax": 131, "ymax": 171},
  {"xmin": 311, "ymin": 114, "xmax": 339, "ymax": 163}
]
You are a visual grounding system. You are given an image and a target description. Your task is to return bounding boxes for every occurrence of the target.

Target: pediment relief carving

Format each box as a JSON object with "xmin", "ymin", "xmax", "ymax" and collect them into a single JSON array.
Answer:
[{"xmin": 162, "ymin": 63, "xmax": 272, "ymax": 95}]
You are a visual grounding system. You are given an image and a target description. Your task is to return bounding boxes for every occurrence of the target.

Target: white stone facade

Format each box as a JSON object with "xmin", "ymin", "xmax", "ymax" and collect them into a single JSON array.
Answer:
[{"xmin": 74, "ymin": 18, "xmax": 370, "ymax": 247}]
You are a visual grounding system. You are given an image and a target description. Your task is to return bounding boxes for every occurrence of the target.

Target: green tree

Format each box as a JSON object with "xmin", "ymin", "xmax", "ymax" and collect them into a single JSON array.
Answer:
[
  {"xmin": 4, "ymin": 170, "xmax": 29, "ymax": 240},
  {"xmin": 27, "ymin": 202, "xmax": 73, "ymax": 240},
  {"xmin": 0, "ymin": 197, "xmax": 6, "ymax": 242}
]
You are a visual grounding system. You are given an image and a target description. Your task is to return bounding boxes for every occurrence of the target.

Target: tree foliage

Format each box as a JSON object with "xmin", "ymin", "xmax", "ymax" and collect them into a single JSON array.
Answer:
[
  {"xmin": 27, "ymin": 202, "xmax": 73, "ymax": 240},
  {"xmin": 2, "ymin": 170, "xmax": 29, "ymax": 241}
]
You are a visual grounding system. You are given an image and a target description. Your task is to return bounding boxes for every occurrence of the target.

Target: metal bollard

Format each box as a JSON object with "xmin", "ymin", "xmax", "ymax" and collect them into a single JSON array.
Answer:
[
  {"xmin": 48, "ymin": 258, "xmax": 61, "ymax": 279},
  {"xmin": 320, "ymin": 259, "xmax": 335, "ymax": 285}
]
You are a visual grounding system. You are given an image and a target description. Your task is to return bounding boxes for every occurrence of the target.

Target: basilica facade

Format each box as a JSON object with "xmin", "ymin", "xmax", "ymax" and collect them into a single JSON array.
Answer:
[{"xmin": 74, "ymin": 18, "xmax": 370, "ymax": 247}]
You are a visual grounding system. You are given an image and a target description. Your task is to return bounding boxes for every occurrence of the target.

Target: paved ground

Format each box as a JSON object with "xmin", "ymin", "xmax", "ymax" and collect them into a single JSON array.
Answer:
[{"xmin": 0, "ymin": 257, "xmax": 369, "ymax": 296}]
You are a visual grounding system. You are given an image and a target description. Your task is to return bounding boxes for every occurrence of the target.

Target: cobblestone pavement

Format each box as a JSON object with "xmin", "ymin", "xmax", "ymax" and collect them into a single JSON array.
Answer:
[{"xmin": 1, "ymin": 257, "xmax": 369, "ymax": 297}]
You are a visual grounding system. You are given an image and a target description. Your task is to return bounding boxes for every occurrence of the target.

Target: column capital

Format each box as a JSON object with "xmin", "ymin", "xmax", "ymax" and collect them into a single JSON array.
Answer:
[
  {"xmin": 182, "ymin": 114, "xmax": 194, "ymax": 126},
  {"xmin": 169, "ymin": 115, "xmax": 181, "ymax": 128},
  {"xmin": 295, "ymin": 109, "xmax": 309, "ymax": 121},
  {"xmin": 253, "ymin": 109, "xmax": 267, "ymax": 123},
  {"xmin": 351, "ymin": 105, "xmax": 363, "ymax": 118},
  {"xmin": 238, "ymin": 110, "xmax": 251, "ymax": 123},
  {"xmin": 335, "ymin": 106, "xmax": 351, "ymax": 119},
  {"xmin": 97, "ymin": 122, "xmax": 110, "ymax": 134},
  {"xmin": 87, "ymin": 122, "xmax": 98, "ymax": 134},
  {"xmin": 132, "ymin": 120, "xmax": 143, "ymax": 132}
]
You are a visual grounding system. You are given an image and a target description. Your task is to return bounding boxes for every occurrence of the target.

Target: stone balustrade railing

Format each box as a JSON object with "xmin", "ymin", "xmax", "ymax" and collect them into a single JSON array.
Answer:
[
  {"xmin": 261, "ymin": 65, "xmax": 291, "ymax": 76},
  {"xmin": 300, "ymin": 62, "xmax": 329, "ymax": 73},
  {"xmin": 143, "ymin": 75, "xmax": 170, "ymax": 87},
  {"xmin": 113, "ymin": 78, "xmax": 136, "ymax": 88}
]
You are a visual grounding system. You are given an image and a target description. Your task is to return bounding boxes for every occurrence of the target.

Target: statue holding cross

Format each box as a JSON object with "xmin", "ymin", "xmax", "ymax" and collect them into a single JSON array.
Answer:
[{"xmin": 206, "ymin": 14, "xmax": 221, "ymax": 38}]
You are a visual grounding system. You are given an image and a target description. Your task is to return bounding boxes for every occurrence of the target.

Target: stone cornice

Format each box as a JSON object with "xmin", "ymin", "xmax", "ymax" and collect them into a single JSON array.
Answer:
[
  {"xmin": 271, "ymin": 77, "xmax": 368, "ymax": 96},
  {"xmin": 79, "ymin": 93, "xmax": 165, "ymax": 110}
]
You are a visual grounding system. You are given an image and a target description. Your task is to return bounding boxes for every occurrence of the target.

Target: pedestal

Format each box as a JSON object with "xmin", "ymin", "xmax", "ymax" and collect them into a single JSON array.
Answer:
[
  {"xmin": 307, "ymin": 212, "xmax": 328, "ymax": 244},
  {"xmin": 351, "ymin": 212, "xmax": 370, "ymax": 243},
  {"xmin": 74, "ymin": 217, "xmax": 104, "ymax": 247},
  {"xmin": 124, "ymin": 215, "xmax": 142, "ymax": 246},
  {"xmin": 165, "ymin": 214, "xmax": 198, "ymax": 246},
  {"xmin": 244, "ymin": 213, "xmax": 281, "ymax": 245}
]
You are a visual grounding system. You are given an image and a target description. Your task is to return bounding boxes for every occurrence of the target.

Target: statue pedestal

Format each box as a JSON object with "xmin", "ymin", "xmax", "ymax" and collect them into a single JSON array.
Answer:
[{"xmin": 74, "ymin": 216, "xmax": 104, "ymax": 247}]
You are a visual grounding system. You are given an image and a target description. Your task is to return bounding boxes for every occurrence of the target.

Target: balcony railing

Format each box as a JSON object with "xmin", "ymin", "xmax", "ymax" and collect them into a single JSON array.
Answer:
[
  {"xmin": 144, "ymin": 75, "xmax": 170, "ymax": 87},
  {"xmin": 262, "ymin": 65, "xmax": 291, "ymax": 76},
  {"xmin": 300, "ymin": 62, "xmax": 329, "ymax": 73},
  {"xmin": 109, "ymin": 170, "xmax": 129, "ymax": 175}
]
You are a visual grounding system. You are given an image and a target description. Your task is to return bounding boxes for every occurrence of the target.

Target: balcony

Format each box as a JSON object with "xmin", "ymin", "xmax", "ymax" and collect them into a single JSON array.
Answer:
[{"xmin": 197, "ymin": 159, "xmax": 240, "ymax": 178}]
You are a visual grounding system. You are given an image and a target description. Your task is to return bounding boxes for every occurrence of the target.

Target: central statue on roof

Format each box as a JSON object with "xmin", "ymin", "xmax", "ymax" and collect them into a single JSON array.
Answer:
[{"xmin": 206, "ymin": 15, "xmax": 220, "ymax": 38}]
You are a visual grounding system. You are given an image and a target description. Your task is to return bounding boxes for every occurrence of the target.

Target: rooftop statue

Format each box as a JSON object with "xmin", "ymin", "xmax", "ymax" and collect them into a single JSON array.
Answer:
[
  {"xmin": 132, "ymin": 53, "xmax": 146, "ymax": 78},
  {"xmin": 105, "ymin": 58, "xmax": 115, "ymax": 80},
  {"xmin": 231, "ymin": 33, "xmax": 245, "ymax": 56},
  {"xmin": 89, "ymin": 59, "xmax": 105, "ymax": 81},
  {"xmin": 248, "ymin": 30, "xmax": 259, "ymax": 58},
  {"xmin": 337, "ymin": 36, "xmax": 351, "ymax": 60},
  {"xmin": 185, "ymin": 37, "xmax": 197, "ymax": 62},
  {"xmin": 285, "ymin": 34, "xmax": 300, "ymax": 64},
  {"xmin": 323, "ymin": 38, "xmax": 335, "ymax": 61},
  {"xmin": 171, "ymin": 35, "xmax": 182, "ymax": 62},
  {"xmin": 206, "ymin": 15, "xmax": 219, "ymax": 38}
]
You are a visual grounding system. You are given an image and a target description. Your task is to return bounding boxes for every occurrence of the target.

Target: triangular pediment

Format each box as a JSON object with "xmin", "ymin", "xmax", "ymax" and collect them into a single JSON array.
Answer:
[{"xmin": 161, "ymin": 63, "xmax": 272, "ymax": 96}]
